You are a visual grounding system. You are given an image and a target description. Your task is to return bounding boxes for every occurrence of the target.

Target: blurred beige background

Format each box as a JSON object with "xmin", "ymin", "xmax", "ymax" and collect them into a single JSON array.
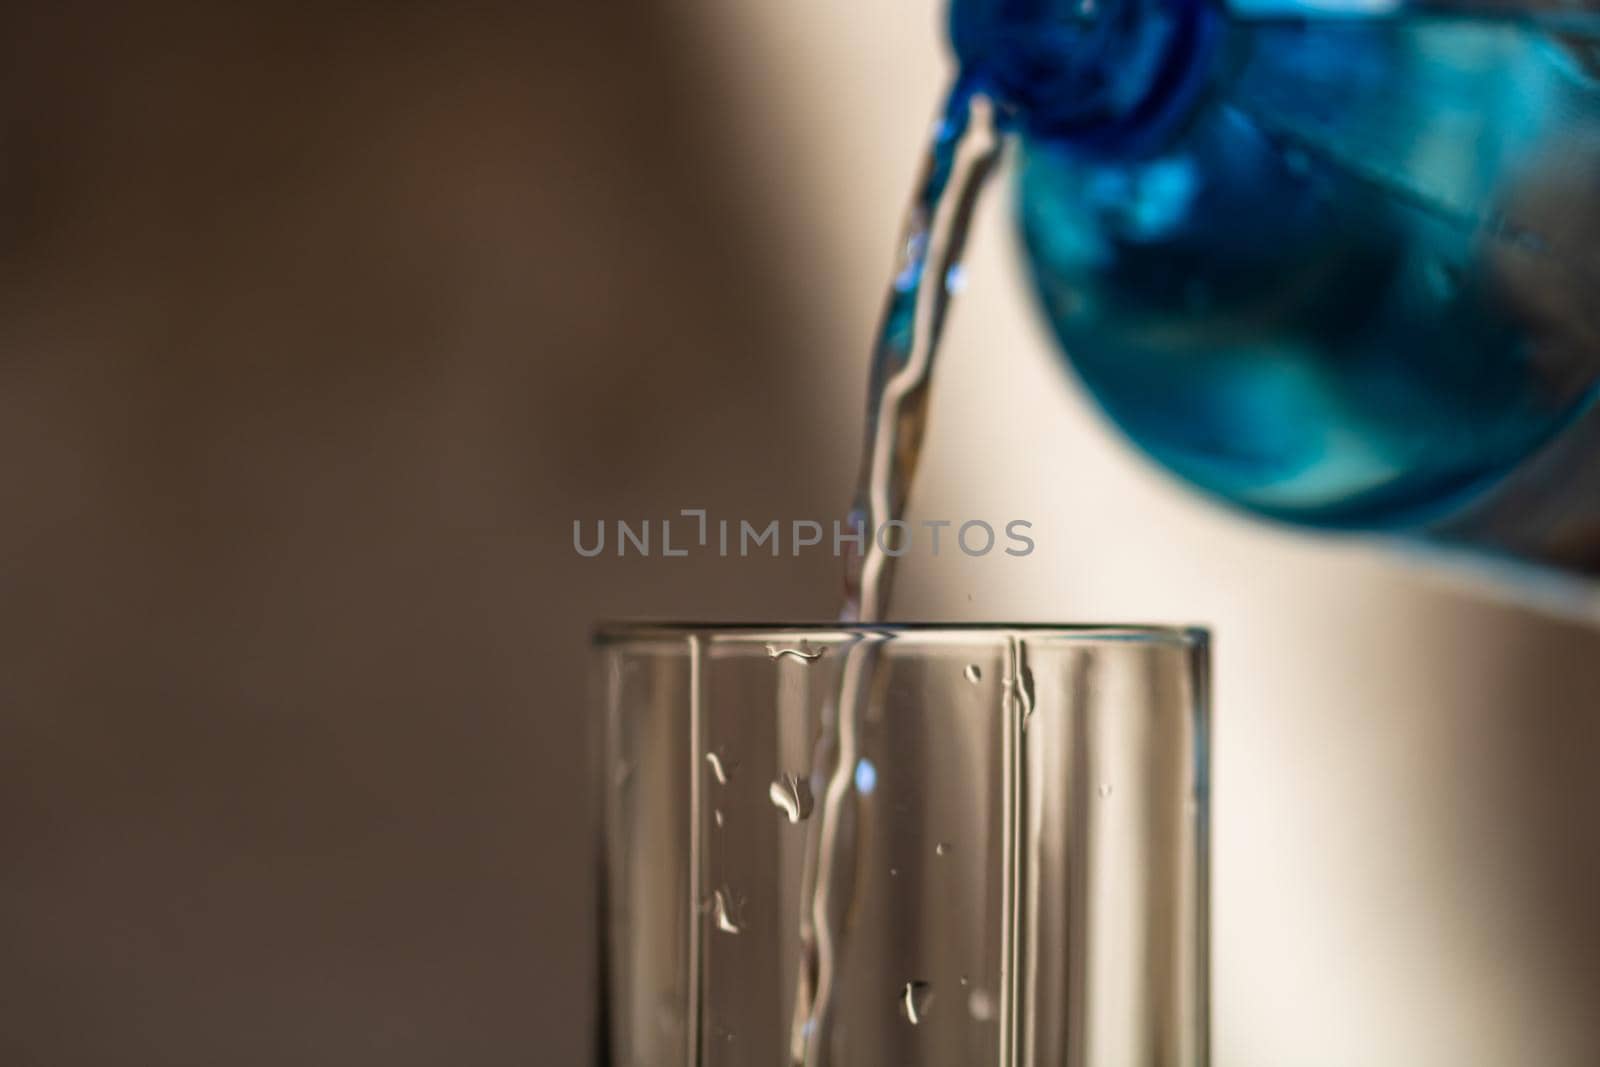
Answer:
[{"xmin": 1, "ymin": 2, "xmax": 1596, "ymax": 1065}]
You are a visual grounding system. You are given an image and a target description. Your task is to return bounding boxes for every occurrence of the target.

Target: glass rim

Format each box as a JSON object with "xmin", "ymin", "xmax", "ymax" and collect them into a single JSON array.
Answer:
[{"xmin": 593, "ymin": 620, "xmax": 1208, "ymax": 648}]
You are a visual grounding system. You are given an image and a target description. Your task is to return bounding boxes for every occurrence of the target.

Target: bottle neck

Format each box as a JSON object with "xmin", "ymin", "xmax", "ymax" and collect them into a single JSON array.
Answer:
[{"xmin": 950, "ymin": 0, "xmax": 1222, "ymax": 154}]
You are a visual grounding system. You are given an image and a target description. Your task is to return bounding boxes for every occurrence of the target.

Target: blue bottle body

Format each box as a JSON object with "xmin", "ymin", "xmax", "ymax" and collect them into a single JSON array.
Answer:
[{"xmin": 955, "ymin": 0, "xmax": 1600, "ymax": 573}]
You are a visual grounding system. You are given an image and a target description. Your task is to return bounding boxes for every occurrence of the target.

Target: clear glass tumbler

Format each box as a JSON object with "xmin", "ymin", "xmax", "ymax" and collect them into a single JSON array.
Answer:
[{"xmin": 594, "ymin": 623, "xmax": 1209, "ymax": 1066}]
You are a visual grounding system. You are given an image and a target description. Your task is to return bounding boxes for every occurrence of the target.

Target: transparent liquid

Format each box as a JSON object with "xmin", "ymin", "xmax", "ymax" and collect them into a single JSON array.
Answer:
[
  {"xmin": 794, "ymin": 89, "xmax": 1004, "ymax": 1064},
  {"xmin": 842, "ymin": 92, "xmax": 1003, "ymax": 623}
]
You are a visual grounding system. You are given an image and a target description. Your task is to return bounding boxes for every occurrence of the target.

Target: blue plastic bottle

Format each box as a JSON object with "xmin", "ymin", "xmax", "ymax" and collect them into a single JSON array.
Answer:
[{"xmin": 952, "ymin": 0, "xmax": 1600, "ymax": 577}]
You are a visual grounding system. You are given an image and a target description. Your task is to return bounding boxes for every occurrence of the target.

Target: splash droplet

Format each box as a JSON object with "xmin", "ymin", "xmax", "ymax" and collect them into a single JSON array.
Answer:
[
  {"xmin": 1006, "ymin": 658, "xmax": 1038, "ymax": 732},
  {"xmin": 963, "ymin": 664, "xmax": 982, "ymax": 684},
  {"xmin": 1098, "ymin": 783, "xmax": 1113, "ymax": 799},
  {"xmin": 766, "ymin": 642, "xmax": 824, "ymax": 663},
  {"xmin": 900, "ymin": 981, "xmax": 933, "ymax": 1025},
  {"xmin": 768, "ymin": 773, "xmax": 815, "ymax": 823},
  {"xmin": 714, "ymin": 808, "xmax": 725, "ymax": 828},
  {"xmin": 968, "ymin": 987, "xmax": 997, "ymax": 1022},
  {"xmin": 935, "ymin": 842, "xmax": 950, "ymax": 857},
  {"xmin": 711, "ymin": 887, "xmax": 742, "ymax": 935},
  {"xmin": 854, "ymin": 757, "xmax": 878, "ymax": 795},
  {"xmin": 704, "ymin": 751, "xmax": 730, "ymax": 786}
]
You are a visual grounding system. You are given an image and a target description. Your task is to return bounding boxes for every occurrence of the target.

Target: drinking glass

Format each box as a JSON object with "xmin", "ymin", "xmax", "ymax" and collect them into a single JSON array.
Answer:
[{"xmin": 594, "ymin": 623, "xmax": 1209, "ymax": 1066}]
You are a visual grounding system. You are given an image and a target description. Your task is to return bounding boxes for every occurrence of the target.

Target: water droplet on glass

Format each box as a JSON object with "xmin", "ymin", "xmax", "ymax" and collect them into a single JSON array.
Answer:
[
  {"xmin": 959, "ymin": 974, "xmax": 969, "ymax": 987},
  {"xmin": 854, "ymin": 757, "xmax": 878, "ymax": 795},
  {"xmin": 935, "ymin": 842, "xmax": 950, "ymax": 857},
  {"xmin": 714, "ymin": 808, "xmax": 725, "ymax": 829},
  {"xmin": 963, "ymin": 664, "xmax": 982, "ymax": 684},
  {"xmin": 889, "ymin": 866, "xmax": 899, "ymax": 878},
  {"xmin": 704, "ymin": 751, "xmax": 730, "ymax": 785},
  {"xmin": 711, "ymin": 887, "xmax": 742, "ymax": 935},
  {"xmin": 900, "ymin": 981, "xmax": 933, "ymax": 1025},
  {"xmin": 1098, "ymin": 783, "xmax": 1114, "ymax": 799},
  {"xmin": 766, "ymin": 642, "xmax": 825, "ymax": 663},
  {"xmin": 968, "ymin": 988, "xmax": 997, "ymax": 1022},
  {"xmin": 768, "ymin": 773, "xmax": 815, "ymax": 823}
]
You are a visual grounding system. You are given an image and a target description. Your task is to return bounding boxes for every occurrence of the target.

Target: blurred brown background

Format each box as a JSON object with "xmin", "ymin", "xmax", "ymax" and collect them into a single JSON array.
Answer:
[
  {"xmin": 0, "ymin": 5, "xmax": 849, "ymax": 1064},
  {"xmin": 2, "ymin": 3, "xmax": 1597, "ymax": 1065}
]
